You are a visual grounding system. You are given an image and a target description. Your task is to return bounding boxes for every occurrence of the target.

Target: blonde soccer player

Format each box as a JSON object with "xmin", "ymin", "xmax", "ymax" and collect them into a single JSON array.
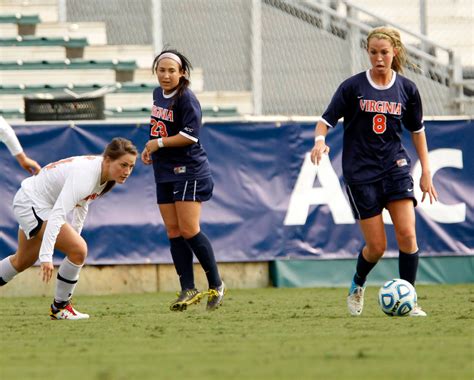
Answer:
[{"xmin": 311, "ymin": 27, "xmax": 437, "ymax": 317}]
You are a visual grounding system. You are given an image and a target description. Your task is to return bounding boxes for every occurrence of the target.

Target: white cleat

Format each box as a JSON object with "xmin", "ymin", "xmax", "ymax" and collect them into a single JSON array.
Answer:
[
  {"xmin": 50, "ymin": 303, "xmax": 90, "ymax": 320},
  {"xmin": 347, "ymin": 282, "xmax": 365, "ymax": 316},
  {"xmin": 409, "ymin": 304, "xmax": 427, "ymax": 317}
]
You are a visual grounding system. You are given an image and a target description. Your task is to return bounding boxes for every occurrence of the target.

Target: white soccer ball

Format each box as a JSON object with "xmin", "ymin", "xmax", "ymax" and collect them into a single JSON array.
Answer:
[{"xmin": 378, "ymin": 279, "xmax": 417, "ymax": 316}]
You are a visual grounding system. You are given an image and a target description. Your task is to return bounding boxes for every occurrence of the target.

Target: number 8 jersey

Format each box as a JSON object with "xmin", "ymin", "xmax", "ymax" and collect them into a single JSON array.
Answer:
[{"xmin": 321, "ymin": 70, "xmax": 424, "ymax": 185}]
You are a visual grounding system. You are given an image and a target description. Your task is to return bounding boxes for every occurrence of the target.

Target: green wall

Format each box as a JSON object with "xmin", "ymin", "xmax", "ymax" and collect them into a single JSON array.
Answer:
[{"xmin": 270, "ymin": 256, "xmax": 474, "ymax": 287}]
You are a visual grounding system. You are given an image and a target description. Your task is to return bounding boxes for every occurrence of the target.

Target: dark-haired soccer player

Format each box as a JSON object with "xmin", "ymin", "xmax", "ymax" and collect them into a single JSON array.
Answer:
[
  {"xmin": 141, "ymin": 49, "xmax": 225, "ymax": 311},
  {"xmin": 0, "ymin": 138, "xmax": 137, "ymax": 319},
  {"xmin": 311, "ymin": 27, "xmax": 438, "ymax": 317}
]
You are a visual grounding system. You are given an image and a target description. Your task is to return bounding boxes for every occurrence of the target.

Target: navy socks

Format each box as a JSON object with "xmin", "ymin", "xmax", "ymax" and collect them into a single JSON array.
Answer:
[
  {"xmin": 169, "ymin": 237, "xmax": 195, "ymax": 290},
  {"xmin": 186, "ymin": 232, "xmax": 222, "ymax": 289},
  {"xmin": 399, "ymin": 249, "xmax": 419, "ymax": 286},
  {"xmin": 353, "ymin": 250, "xmax": 377, "ymax": 286}
]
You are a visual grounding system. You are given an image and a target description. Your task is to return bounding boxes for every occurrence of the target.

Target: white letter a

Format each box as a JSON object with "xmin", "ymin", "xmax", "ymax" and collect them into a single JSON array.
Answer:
[{"xmin": 284, "ymin": 153, "xmax": 355, "ymax": 225}]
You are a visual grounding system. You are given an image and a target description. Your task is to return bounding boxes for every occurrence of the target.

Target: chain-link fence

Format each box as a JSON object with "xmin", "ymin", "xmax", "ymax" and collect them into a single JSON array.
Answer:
[
  {"xmin": 67, "ymin": 0, "xmax": 152, "ymax": 45},
  {"xmin": 64, "ymin": 0, "xmax": 470, "ymax": 116}
]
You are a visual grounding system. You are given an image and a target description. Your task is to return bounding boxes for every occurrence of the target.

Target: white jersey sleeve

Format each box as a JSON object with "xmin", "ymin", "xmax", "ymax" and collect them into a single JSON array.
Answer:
[
  {"xmin": 71, "ymin": 202, "xmax": 89, "ymax": 235},
  {"xmin": 0, "ymin": 116, "xmax": 23, "ymax": 156},
  {"xmin": 38, "ymin": 159, "xmax": 102, "ymax": 263}
]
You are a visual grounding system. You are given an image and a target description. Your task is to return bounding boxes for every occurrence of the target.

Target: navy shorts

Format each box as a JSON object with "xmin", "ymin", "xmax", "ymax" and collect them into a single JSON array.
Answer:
[
  {"xmin": 156, "ymin": 177, "xmax": 214, "ymax": 204},
  {"xmin": 345, "ymin": 174, "xmax": 417, "ymax": 220}
]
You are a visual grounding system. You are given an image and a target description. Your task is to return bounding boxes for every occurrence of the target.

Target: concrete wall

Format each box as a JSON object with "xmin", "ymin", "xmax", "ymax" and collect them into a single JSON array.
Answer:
[{"xmin": 0, "ymin": 262, "xmax": 270, "ymax": 298}]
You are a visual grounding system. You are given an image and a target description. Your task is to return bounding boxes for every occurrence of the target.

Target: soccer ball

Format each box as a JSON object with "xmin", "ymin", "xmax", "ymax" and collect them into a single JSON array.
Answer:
[{"xmin": 378, "ymin": 279, "xmax": 417, "ymax": 316}]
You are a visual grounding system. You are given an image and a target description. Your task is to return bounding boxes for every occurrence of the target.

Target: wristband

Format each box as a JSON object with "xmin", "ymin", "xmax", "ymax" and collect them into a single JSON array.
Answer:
[
  {"xmin": 157, "ymin": 138, "xmax": 164, "ymax": 148},
  {"xmin": 314, "ymin": 135, "xmax": 325, "ymax": 143}
]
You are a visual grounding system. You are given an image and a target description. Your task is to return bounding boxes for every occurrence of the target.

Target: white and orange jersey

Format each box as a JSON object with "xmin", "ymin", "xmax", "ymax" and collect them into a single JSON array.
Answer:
[
  {"xmin": 0, "ymin": 116, "xmax": 23, "ymax": 156},
  {"xmin": 20, "ymin": 155, "xmax": 107, "ymax": 263}
]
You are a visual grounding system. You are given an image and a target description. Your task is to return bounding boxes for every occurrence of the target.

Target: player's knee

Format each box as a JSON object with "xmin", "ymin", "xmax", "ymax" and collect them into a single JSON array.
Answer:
[
  {"xmin": 66, "ymin": 240, "xmax": 88, "ymax": 265},
  {"xmin": 166, "ymin": 225, "xmax": 181, "ymax": 239},
  {"xmin": 179, "ymin": 226, "xmax": 199, "ymax": 240},
  {"xmin": 396, "ymin": 228, "xmax": 417, "ymax": 247},
  {"xmin": 366, "ymin": 242, "xmax": 386, "ymax": 258}
]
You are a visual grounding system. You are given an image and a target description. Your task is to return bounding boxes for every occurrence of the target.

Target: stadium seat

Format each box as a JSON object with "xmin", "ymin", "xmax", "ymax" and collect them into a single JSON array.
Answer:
[
  {"xmin": 0, "ymin": 14, "xmax": 41, "ymax": 36},
  {"xmin": 0, "ymin": 1, "xmax": 58, "ymax": 23},
  {"xmin": 0, "ymin": 36, "xmax": 89, "ymax": 58},
  {"xmin": 0, "ymin": 82, "xmax": 211, "ymax": 95},
  {"xmin": 0, "ymin": 83, "xmax": 155, "ymax": 95},
  {"xmin": 0, "ymin": 85, "xmax": 252, "ymax": 118},
  {"xmin": 0, "ymin": 59, "xmax": 138, "ymax": 83},
  {"xmin": 0, "ymin": 43, "xmax": 151, "ymax": 63},
  {"xmin": 102, "ymin": 106, "xmax": 239, "ymax": 119},
  {"xmin": 0, "ymin": 35, "xmax": 88, "ymax": 48}
]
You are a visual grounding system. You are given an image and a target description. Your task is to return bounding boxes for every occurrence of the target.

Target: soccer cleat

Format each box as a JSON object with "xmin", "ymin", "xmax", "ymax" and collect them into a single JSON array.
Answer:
[
  {"xmin": 347, "ymin": 280, "xmax": 365, "ymax": 316},
  {"xmin": 49, "ymin": 303, "xmax": 90, "ymax": 320},
  {"xmin": 409, "ymin": 303, "xmax": 427, "ymax": 317},
  {"xmin": 170, "ymin": 288, "xmax": 203, "ymax": 311},
  {"xmin": 206, "ymin": 281, "xmax": 226, "ymax": 311}
]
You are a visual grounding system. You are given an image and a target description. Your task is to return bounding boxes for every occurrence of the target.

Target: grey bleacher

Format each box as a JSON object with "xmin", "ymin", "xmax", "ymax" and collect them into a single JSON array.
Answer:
[
  {"xmin": 0, "ymin": 44, "xmax": 154, "ymax": 67},
  {"xmin": 0, "ymin": 1, "xmax": 250, "ymax": 120},
  {"xmin": 0, "ymin": 22, "xmax": 106, "ymax": 44},
  {"xmin": 83, "ymin": 45, "xmax": 154, "ymax": 68},
  {"xmin": 1, "ymin": 69, "xmax": 118, "ymax": 85},
  {"xmin": 0, "ymin": 13, "xmax": 41, "ymax": 35},
  {"xmin": 0, "ymin": 85, "xmax": 252, "ymax": 115},
  {"xmin": 0, "ymin": 45, "xmax": 66, "ymax": 60},
  {"xmin": 1, "ymin": 59, "xmax": 138, "ymax": 83},
  {"xmin": 0, "ymin": 0, "xmax": 58, "ymax": 23},
  {"xmin": 0, "ymin": 35, "xmax": 89, "ymax": 59}
]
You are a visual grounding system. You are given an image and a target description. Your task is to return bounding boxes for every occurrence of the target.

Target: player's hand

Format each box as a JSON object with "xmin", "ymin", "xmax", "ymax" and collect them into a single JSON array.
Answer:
[
  {"xmin": 16, "ymin": 153, "xmax": 41, "ymax": 174},
  {"xmin": 310, "ymin": 142, "xmax": 330, "ymax": 166},
  {"xmin": 40, "ymin": 262, "xmax": 54, "ymax": 283},
  {"xmin": 145, "ymin": 140, "xmax": 159, "ymax": 154},
  {"xmin": 141, "ymin": 148, "xmax": 152, "ymax": 165},
  {"xmin": 420, "ymin": 171, "xmax": 438, "ymax": 204}
]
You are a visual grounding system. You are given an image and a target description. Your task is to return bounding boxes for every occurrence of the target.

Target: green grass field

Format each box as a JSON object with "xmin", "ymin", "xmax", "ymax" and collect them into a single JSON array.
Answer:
[{"xmin": 0, "ymin": 285, "xmax": 472, "ymax": 380}]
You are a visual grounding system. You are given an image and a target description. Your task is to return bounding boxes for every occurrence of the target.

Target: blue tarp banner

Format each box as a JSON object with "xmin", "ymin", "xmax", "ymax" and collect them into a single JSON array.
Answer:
[{"xmin": 1, "ymin": 119, "xmax": 472, "ymax": 264}]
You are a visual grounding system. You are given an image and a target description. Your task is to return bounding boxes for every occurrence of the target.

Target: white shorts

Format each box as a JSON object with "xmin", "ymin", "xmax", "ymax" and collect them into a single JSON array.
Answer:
[{"xmin": 13, "ymin": 188, "xmax": 49, "ymax": 240}]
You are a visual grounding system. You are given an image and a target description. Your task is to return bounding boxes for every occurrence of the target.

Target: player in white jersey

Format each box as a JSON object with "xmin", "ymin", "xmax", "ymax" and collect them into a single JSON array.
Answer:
[
  {"xmin": 0, "ymin": 137, "xmax": 138, "ymax": 320},
  {"xmin": 0, "ymin": 116, "xmax": 41, "ymax": 174}
]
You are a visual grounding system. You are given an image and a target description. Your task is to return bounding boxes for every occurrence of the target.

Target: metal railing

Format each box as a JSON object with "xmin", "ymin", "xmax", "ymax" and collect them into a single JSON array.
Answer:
[{"xmin": 284, "ymin": 0, "xmax": 470, "ymax": 114}]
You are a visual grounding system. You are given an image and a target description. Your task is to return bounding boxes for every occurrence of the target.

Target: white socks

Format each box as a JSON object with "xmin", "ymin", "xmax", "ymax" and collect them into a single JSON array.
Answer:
[
  {"xmin": 55, "ymin": 258, "xmax": 83, "ymax": 302},
  {"xmin": 0, "ymin": 256, "xmax": 18, "ymax": 284}
]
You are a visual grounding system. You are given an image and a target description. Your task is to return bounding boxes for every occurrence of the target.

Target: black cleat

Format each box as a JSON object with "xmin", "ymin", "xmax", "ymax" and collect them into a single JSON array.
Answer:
[{"xmin": 170, "ymin": 288, "xmax": 203, "ymax": 311}]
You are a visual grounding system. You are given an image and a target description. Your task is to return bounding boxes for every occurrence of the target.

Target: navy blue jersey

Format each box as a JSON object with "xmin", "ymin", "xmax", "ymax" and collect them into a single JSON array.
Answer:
[
  {"xmin": 149, "ymin": 87, "xmax": 211, "ymax": 183},
  {"xmin": 322, "ymin": 70, "xmax": 424, "ymax": 185}
]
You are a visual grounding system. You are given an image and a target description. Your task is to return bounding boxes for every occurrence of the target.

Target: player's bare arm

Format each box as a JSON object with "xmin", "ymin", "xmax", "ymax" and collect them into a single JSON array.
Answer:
[
  {"xmin": 141, "ymin": 147, "xmax": 152, "ymax": 165},
  {"xmin": 145, "ymin": 133, "xmax": 195, "ymax": 154},
  {"xmin": 40, "ymin": 262, "xmax": 54, "ymax": 283},
  {"xmin": 15, "ymin": 152, "xmax": 41, "ymax": 174},
  {"xmin": 310, "ymin": 121, "xmax": 330, "ymax": 165},
  {"xmin": 411, "ymin": 131, "xmax": 438, "ymax": 204}
]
